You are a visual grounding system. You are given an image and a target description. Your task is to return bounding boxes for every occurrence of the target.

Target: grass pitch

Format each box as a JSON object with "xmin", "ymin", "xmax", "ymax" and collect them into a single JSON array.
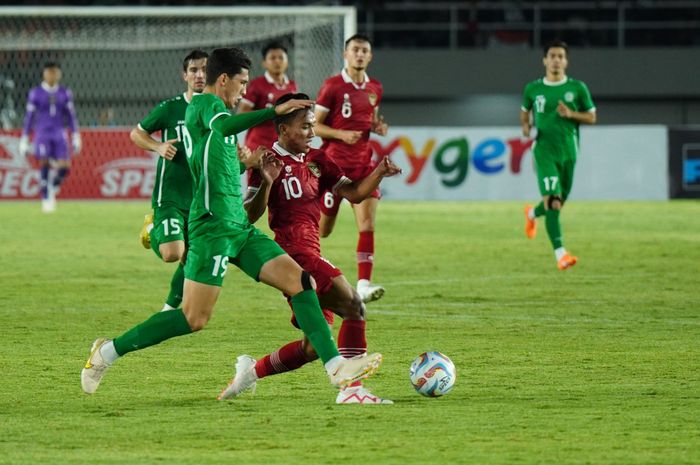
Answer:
[{"xmin": 0, "ymin": 200, "xmax": 698, "ymax": 465}]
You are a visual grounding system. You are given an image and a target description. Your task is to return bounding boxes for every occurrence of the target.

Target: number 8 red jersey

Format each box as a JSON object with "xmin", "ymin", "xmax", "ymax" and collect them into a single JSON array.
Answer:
[{"xmin": 315, "ymin": 69, "xmax": 383, "ymax": 171}]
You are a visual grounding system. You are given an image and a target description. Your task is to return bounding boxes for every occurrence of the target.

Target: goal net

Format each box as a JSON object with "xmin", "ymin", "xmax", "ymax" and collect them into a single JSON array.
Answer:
[
  {"xmin": 0, "ymin": 6, "xmax": 355, "ymax": 199},
  {"xmin": 0, "ymin": 6, "xmax": 356, "ymax": 128}
]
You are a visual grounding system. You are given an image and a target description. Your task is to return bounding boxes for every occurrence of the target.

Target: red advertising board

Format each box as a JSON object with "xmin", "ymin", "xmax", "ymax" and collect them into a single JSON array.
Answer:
[{"xmin": 0, "ymin": 128, "xmax": 156, "ymax": 199}]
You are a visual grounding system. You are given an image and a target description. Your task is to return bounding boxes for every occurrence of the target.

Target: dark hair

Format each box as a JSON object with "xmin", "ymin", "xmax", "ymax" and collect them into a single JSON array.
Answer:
[
  {"xmin": 344, "ymin": 33, "xmax": 372, "ymax": 49},
  {"xmin": 544, "ymin": 40, "xmax": 568, "ymax": 57},
  {"xmin": 262, "ymin": 42, "xmax": 288, "ymax": 58},
  {"xmin": 205, "ymin": 47, "xmax": 251, "ymax": 86},
  {"xmin": 182, "ymin": 49, "xmax": 208, "ymax": 72},
  {"xmin": 273, "ymin": 92, "xmax": 311, "ymax": 134},
  {"xmin": 43, "ymin": 62, "xmax": 60, "ymax": 70}
]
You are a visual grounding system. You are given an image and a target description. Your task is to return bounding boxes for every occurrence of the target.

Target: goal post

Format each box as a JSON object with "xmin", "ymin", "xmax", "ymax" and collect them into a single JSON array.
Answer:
[{"xmin": 0, "ymin": 6, "xmax": 357, "ymax": 128}]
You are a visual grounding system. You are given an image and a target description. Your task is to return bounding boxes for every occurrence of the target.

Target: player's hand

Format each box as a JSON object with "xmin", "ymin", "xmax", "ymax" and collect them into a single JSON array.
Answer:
[
  {"xmin": 557, "ymin": 100, "xmax": 573, "ymax": 119},
  {"xmin": 522, "ymin": 124, "xmax": 531, "ymax": 138},
  {"xmin": 18, "ymin": 134, "xmax": 31, "ymax": 157},
  {"xmin": 239, "ymin": 145, "xmax": 270, "ymax": 169},
  {"xmin": 339, "ymin": 130, "xmax": 362, "ymax": 145},
  {"xmin": 156, "ymin": 138, "xmax": 178, "ymax": 160},
  {"xmin": 274, "ymin": 99, "xmax": 314, "ymax": 115},
  {"xmin": 260, "ymin": 152, "xmax": 283, "ymax": 184},
  {"xmin": 377, "ymin": 156, "xmax": 402, "ymax": 177},
  {"xmin": 371, "ymin": 115, "xmax": 388, "ymax": 136},
  {"xmin": 72, "ymin": 133, "xmax": 82, "ymax": 155}
]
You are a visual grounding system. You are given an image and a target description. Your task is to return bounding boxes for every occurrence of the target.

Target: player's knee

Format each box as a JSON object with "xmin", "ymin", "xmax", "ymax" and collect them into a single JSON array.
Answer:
[
  {"xmin": 160, "ymin": 243, "xmax": 184, "ymax": 263},
  {"xmin": 182, "ymin": 310, "xmax": 209, "ymax": 332},
  {"xmin": 301, "ymin": 339, "xmax": 319, "ymax": 361},
  {"xmin": 547, "ymin": 195, "xmax": 563, "ymax": 211},
  {"xmin": 161, "ymin": 250, "xmax": 181, "ymax": 263}
]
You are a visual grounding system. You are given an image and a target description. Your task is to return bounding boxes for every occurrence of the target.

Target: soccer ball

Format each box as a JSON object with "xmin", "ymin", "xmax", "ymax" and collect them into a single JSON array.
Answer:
[{"xmin": 409, "ymin": 351, "xmax": 456, "ymax": 397}]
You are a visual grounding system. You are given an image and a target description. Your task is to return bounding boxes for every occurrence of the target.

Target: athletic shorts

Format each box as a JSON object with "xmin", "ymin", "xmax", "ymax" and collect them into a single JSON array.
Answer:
[
  {"xmin": 35, "ymin": 134, "xmax": 69, "ymax": 160},
  {"xmin": 286, "ymin": 249, "xmax": 342, "ymax": 329},
  {"xmin": 534, "ymin": 152, "xmax": 576, "ymax": 200},
  {"xmin": 184, "ymin": 218, "xmax": 286, "ymax": 287},
  {"xmin": 319, "ymin": 164, "xmax": 381, "ymax": 217},
  {"xmin": 150, "ymin": 205, "xmax": 189, "ymax": 259}
]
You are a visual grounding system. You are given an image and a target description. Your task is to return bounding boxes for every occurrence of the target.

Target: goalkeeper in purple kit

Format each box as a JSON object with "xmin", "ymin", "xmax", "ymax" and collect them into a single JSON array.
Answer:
[{"xmin": 20, "ymin": 62, "xmax": 81, "ymax": 212}]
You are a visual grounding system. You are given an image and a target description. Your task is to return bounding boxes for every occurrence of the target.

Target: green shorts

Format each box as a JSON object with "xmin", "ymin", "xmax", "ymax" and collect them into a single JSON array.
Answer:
[
  {"xmin": 184, "ymin": 218, "xmax": 286, "ymax": 286},
  {"xmin": 150, "ymin": 205, "xmax": 189, "ymax": 259},
  {"xmin": 534, "ymin": 150, "xmax": 576, "ymax": 200}
]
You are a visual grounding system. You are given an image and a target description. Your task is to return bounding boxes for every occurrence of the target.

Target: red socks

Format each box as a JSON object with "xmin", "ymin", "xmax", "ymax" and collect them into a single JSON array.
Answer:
[
  {"xmin": 254, "ymin": 340, "xmax": 310, "ymax": 379},
  {"xmin": 357, "ymin": 231, "xmax": 374, "ymax": 281}
]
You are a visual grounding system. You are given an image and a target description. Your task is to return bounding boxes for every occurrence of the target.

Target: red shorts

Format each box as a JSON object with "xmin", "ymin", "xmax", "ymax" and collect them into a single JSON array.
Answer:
[
  {"xmin": 320, "ymin": 164, "xmax": 381, "ymax": 217},
  {"xmin": 287, "ymin": 251, "xmax": 342, "ymax": 328}
]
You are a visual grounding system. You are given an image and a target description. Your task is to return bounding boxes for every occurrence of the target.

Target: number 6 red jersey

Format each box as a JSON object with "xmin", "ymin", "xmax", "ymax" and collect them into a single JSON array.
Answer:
[{"xmin": 316, "ymin": 69, "xmax": 383, "ymax": 172}]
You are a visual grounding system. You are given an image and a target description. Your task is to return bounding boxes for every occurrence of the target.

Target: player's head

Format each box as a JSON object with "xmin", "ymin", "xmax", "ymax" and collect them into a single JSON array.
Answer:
[
  {"xmin": 261, "ymin": 42, "xmax": 289, "ymax": 76},
  {"xmin": 344, "ymin": 34, "xmax": 373, "ymax": 72},
  {"xmin": 182, "ymin": 50, "xmax": 208, "ymax": 93},
  {"xmin": 42, "ymin": 62, "xmax": 62, "ymax": 86},
  {"xmin": 274, "ymin": 92, "xmax": 316, "ymax": 154},
  {"xmin": 543, "ymin": 40, "xmax": 568, "ymax": 77},
  {"xmin": 206, "ymin": 47, "xmax": 252, "ymax": 109}
]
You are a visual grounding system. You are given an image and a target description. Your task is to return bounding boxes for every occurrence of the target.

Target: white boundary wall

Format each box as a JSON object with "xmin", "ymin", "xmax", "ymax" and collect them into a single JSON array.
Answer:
[{"xmin": 368, "ymin": 125, "xmax": 668, "ymax": 201}]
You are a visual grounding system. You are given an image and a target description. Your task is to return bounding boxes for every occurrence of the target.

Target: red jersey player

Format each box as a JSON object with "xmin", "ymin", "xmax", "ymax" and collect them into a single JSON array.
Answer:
[
  {"xmin": 314, "ymin": 34, "xmax": 390, "ymax": 304},
  {"xmin": 219, "ymin": 93, "xmax": 401, "ymax": 404},
  {"xmin": 239, "ymin": 42, "xmax": 297, "ymax": 151}
]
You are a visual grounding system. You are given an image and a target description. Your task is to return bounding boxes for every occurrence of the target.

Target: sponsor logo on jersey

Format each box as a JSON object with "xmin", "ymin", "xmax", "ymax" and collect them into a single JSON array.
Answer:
[
  {"xmin": 308, "ymin": 162, "xmax": 321, "ymax": 177},
  {"xmin": 368, "ymin": 93, "xmax": 378, "ymax": 106}
]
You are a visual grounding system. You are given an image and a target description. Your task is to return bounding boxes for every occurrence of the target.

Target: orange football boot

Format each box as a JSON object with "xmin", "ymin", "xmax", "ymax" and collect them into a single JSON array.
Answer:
[
  {"xmin": 557, "ymin": 253, "xmax": 578, "ymax": 270},
  {"xmin": 524, "ymin": 205, "xmax": 537, "ymax": 239}
]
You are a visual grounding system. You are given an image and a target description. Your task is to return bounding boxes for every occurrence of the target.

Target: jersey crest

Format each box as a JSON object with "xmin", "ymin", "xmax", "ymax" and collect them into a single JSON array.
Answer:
[
  {"xmin": 368, "ymin": 93, "xmax": 378, "ymax": 106},
  {"xmin": 308, "ymin": 162, "xmax": 321, "ymax": 178}
]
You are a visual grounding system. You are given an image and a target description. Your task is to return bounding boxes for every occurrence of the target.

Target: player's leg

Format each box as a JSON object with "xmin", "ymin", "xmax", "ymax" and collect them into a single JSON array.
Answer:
[
  {"xmin": 80, "ymin": 230, "xmax": 227, "ymax": 394},
  {"xmin": 537, "ymin": 157, "xmax": 576, "ymax": 269},
  {"xmin": 352, "ymin": 195, "xmax": 384, "ymax": 303},
  {"xmin": 319, "ymin": 189, "xmax": 341, "ymax": 238},
  {"xmin": 555, "ymin": 159, "xmax": 577, "ymax": 269},
  {"xmin": 233, "ymin": 228, "xmax": 381, "ymax": 387},
  {"xmin": 150, "ymin": 207, "xmax": 188, "ymax": 310},
  {"xmin": 34, "ymin": 138, "xmax": 53, "ymax": 212},
  {"xmin": 51, "ymin": 134, "xmax": 71, "ymax": 198}
]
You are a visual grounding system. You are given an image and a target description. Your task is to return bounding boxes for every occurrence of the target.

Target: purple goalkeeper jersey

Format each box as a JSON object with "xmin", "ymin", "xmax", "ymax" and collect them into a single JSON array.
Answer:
[{"xmin": 22, "ymin": 82, "xmax": 78, "ymax": 136}]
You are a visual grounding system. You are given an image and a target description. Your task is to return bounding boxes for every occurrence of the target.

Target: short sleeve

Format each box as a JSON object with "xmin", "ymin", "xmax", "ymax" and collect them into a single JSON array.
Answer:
[
  {"xmin": 315, "ymin": 80, "xmax": 335, "ymax": 113},
  {"xmin": 202, "ymin": 95, "xmax": 229, "ymax": 129},
  {"xmin": 139, "ymin": 101, "xmax": 168, "ymax": 133},
  {"xmin": 317, "ymin": 151, "xmax": 350, "ymax": 193},
  {"xmin": 578, "ymin": 81, "xmax": 596, "ymax": 112}
]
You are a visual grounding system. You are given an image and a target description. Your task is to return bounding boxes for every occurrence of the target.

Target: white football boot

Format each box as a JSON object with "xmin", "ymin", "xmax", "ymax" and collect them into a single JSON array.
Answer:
[
  {"xmin": 357, "ymin": 279, "xmax": 385, "ymax": 303},
  {"xmin": 81, "ymin": 338, "xmax": 111, "ymax": 394},
  {"xmin": 336, "ymin": 385, "xmax": 394, "ymax": 404},
  {"xmin": 218, "ymin": 355, "xmax": 258, "ymax": 400},
  {"xmin": 328, "ymin": 353, "xmax": 382, "ymax": 388}
]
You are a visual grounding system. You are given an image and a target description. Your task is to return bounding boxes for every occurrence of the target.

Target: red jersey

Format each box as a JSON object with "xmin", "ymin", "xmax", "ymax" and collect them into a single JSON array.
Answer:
[
  {"xmin": 316, "ymin": 69, "xmax": 383, "ymax": 172},
  {"xmin": 242, "ymin": 72, "xmax": 297, "ymax": 150},
  {"xmin": 248, "ymin": 142, "xmax": 351, "ymax": 256}
]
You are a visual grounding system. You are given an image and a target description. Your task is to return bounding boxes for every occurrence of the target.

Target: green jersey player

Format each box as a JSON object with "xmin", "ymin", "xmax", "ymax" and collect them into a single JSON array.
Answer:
[
  {"xmin": 81, "ymin": 47, "xmax": 382, "ymax": 396},
  {"xmin": 520, "ymin": 40, "xmax": 596, "ymax": 270},
  {"xmin": 130, "ymin": 50, "xmax": 208, "ymax": 311}
]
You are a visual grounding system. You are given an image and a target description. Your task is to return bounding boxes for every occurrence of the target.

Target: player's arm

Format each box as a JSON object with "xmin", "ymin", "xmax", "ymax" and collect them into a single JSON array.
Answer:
[
  {"xmin": 337, "ymin": 156, "xmax": 401, "ymax": 203},
  {"xmin": 130, "ymin": 125, "xmax": 178, "ymax": 161},
  {"xmin": 19, "ymin": 90, "xmax": 36, "ymax": 157},
  {"xmin": 556, "ymin": 101, "xmax": 597, "ymax": 124},
  {"xmin": 211, "ymin": 99, "xmax": 312, "ymax": 136},
  {"xmin": 519, "ymin": 109, "xmax": 532, "ymax": 137},
  {"xmin": 313, "ymin": 108, "xmax": 362, "ymax": 145},
  {"xmin": 244, "ymin": 153, "xmax": 283, "ymax": 224},
  {"xmin": 371, "ymin": 107, "xmax": 388, "ymax": 136},
  {"xmin": 65, "ymin": 89, "xmax": 82, "ymax": 154}
]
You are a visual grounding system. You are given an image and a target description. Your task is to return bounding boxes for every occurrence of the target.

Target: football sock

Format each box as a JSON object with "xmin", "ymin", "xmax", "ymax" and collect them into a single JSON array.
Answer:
[
  {"xmin": 53, "ymin": 167, "xmax": 70, "ymax": 188},
  {"xmin": 289, "ymin": 290, "xmax": 340, "ymax": 364},
  {"xmin": 99, "ymin": 340, "xmax": 120, "ymax": 365},
  {"xmin": 39, "ymin": 165, "xmax": 50, "ymax": 199},
  {"xmin": 533, "ymin": 202, "xmax": 545, "ymax": 218},
  {"xmin": 338, "ymin": 319, "xmax": 368, "ymax": 388},
  {"xmin": 357, "ymin": 231, "xmax": 374, "ymax": 281},
  {"xmin": 545, "ymin": 209, "xmax": 563, "ymax": 250},
  {"xmin": 555, "ymin": 247, "xmax": 567, "ymax": 262},
  {"xmin": 254, "ymin": 340, "xmax": 310, "ymax": 379},
  {"xmin": 165, "ymin": 263, "xmax": 185, "ymax": 309},
  {"xmin": 112, "ymin": 308, "xmax": 192, "ymax": 356}
]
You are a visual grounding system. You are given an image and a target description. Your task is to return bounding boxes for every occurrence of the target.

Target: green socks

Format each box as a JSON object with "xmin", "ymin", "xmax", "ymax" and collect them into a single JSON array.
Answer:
[
  {"xmin": 533, "ymin": 202, "xmax": 546, "ymax": 218},
  {"xmin": 113, "ymin": 308, "xmax": 192, "ymax": 356},
  {"xmin": 289, "ymin": 290, "xmax": 340, "ymax": 364},
  {"xmin": 545, "ymin": 209, "xmax": 563, "ymax": 249},
  {"xmin": 165, "ymin": 263, "xmax": 185, "ymax": 308}
]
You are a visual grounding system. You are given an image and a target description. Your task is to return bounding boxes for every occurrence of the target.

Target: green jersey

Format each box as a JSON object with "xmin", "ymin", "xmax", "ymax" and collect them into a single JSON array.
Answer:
[
  {"xmin": 184, "ymin": 93, "xmax": 277, "ymax": 225},
  {"xmin": 139, "ymin": 93, "xmax": 193, "ymax": 210},
  {"xmin": 521, "ymin": 77, "xmax": 595, "ymax": 159}
]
